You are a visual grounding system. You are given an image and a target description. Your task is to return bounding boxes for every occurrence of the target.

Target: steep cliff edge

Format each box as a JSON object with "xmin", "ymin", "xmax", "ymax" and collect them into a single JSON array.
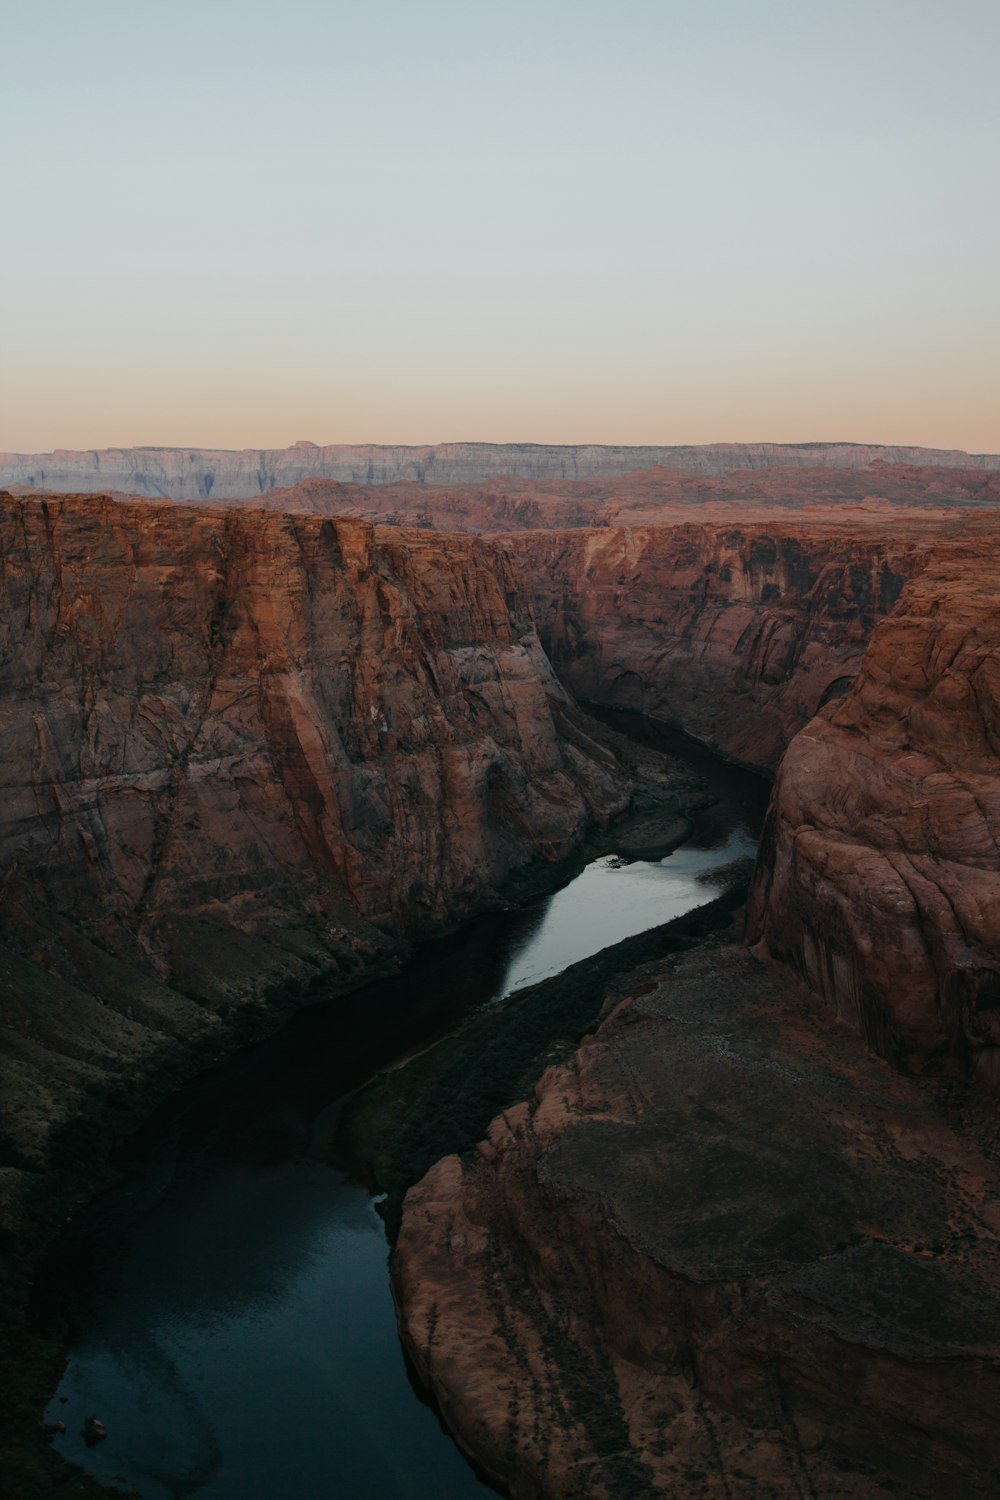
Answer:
[
  {"xmin": 395, "ymin": 939, "xmax": 1000, "ymax": 1499},
  {"xmin": 394, "ymin": 523, "xmax": 1000, "ymax": 1500},
  {"xmin": 509, "ymin": 520, "xmax": 945, "ymax": 771},
  {"xmin": 0, "ymin": 492, "xmax": 639, "ymax": 1253},
  {"xmin": 4, "ymin": 441, "xmax": 999, "ymax": 501},
  {"xmin": 747, "ymin": 541, "xmax": 1000, "ymax": 1079}
]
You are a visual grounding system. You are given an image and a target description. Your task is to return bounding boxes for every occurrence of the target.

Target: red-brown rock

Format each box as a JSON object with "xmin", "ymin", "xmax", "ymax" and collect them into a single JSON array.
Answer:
[
  {"xmin": 394, "ymin": 941, "xmax": 1000, "ymax": 1499},
  {"xmin": 0, "ymin": 494, "xmax": 629, "ymax": 959},
  {"xmin": 0, "ymin": 491, "xmax": 636, "ymax": 1206},
  {"xmin": 748, "ymin": 538, "xmax": 1000, "ymax": 1077},
  {"xmin": 509, "ymin": 519, "xmax": 947, "ymax": 770}
]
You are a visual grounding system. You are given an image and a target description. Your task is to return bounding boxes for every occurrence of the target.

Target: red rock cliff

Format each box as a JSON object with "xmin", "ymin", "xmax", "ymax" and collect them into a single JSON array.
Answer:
[
  {"xmin": 0, "ymin": 494, "xmax": 630, "ymax": 966},
  {"xmin": 395, "ymin": 941, "xmax": 1000, "ymax": 1499},
  {"xmin": 748, "ymin": 539, "xmax": 1000, "ymax": 1077},
  {"xmin": 0, "ymin": 491, "xmax": 643, "ymax": 1231},
  {"xmin": 509, "ymin": 521, "xmax": 938, "ymax": 771}
]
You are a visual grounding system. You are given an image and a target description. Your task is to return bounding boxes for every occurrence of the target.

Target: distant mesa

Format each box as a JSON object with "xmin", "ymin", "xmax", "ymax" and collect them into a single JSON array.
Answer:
[{"xmin": 1, "ymin": 440, "xmax": 999, "ymax": 502}]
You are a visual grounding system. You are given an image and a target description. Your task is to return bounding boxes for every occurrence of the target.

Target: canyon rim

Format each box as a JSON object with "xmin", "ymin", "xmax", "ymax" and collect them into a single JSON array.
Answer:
[{"xmin": 0, "ymin": 444, "xmax": 998, "ymax": 1499}]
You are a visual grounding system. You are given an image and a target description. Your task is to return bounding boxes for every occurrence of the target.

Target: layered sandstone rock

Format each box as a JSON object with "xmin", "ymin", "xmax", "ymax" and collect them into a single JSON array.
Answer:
[
  {"xmin": 509, "ymin": 520, "xmax": 944, "ymax": 771},
  {"xmin": 3, "ymin": 441, "xmax": 999, "ymax": 501},
  {"xmin": 394, "ymin": 520, "xmax": 1000, "ymax": 1500},
  {"xmin": 0, "ymin": 491, "xmax": 634, "ymax": 1199},
  {"xmin": 748, "ymin": 540, "xmax": 1000, "ymax": 1078},
  {"xmin": 395, "ymin": 940, "xmax": 1000, "ymax": 1500}
]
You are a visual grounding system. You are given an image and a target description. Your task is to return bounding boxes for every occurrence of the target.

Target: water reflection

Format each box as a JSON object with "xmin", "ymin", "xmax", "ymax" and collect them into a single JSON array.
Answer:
[
  {"xmin": 47, "ymin": 742, "xmax": 766, "ymax": 1500},
  {"xmin": 56, "ymin": 1166, "xmax": 474, "ymax": 1500},
  {"xmin": 499, "ymin": 825, "xmax": 756, "ymax": 997}
]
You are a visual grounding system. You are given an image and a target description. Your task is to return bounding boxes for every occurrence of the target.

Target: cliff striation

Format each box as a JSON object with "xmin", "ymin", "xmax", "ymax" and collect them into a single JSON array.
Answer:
[
  {"xmin": 748, "ymin": 540, "xmax": 1000, "ymax": 1077},
  {"xmin": 3, "ymin": 441, "xmax": 999, "ymax": 501},
  {"xmin": 394, "ymin": 515, "xmax": 1000, "ymax": 1500},
  {"xmin": 0, "ymin": 492, "xmax": 634, "ymax": 1234},
  {"xmin": 509, "ymin": 520, "xmax": 945, "ymax": 771}
]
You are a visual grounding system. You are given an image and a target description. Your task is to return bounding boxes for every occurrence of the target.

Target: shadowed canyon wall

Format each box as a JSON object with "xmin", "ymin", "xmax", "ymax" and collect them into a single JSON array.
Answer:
[
  {"xmin": 393, "ymin": 519, "xmax": 1000, "ymax": 1500},
  {"xmin": 3, "ymin": 475, "xmax": 1000, "ymax": 1500},
  {"xmin": 0, "ymin": 491, "xmax": 634, "ymax": 1211},
  {"xmin": 748, "ymin": 541, "xmax": 1000, "ymax": 1079},
  {"xmin": 510, "ymin": 522, "xmax": 937, "ymax": 771},
  {"xmin": 4, "ymin": 441, "xmax": 1000, "ymax": 501},
  {"xmin": 395, "ymin": 940, "xmax": 1000, "ymax": 1500}
]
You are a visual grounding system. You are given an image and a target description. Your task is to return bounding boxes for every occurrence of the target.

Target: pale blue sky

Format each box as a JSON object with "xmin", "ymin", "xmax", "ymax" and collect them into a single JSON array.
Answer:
[{"xmin": 4, "ymin": 1, "xmax": 998, "ymax": 451}]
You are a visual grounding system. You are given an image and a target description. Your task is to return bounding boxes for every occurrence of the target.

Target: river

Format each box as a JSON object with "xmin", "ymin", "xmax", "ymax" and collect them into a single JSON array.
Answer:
[{"xmin": 46, "ymin": 734, "xmax": 768, "ymax": 1500}]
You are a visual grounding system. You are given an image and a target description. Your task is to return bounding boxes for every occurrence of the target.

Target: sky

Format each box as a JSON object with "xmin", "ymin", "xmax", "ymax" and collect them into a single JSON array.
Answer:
[{"xmin": 4, "ymin": 0, "xmax": 999, "ymax": 454}]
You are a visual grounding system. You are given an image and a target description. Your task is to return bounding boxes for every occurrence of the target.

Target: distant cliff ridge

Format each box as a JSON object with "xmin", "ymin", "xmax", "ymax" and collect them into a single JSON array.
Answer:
[{"xmin": 3, "ymin": 440, "xmax": 1000, "ymax": 500}]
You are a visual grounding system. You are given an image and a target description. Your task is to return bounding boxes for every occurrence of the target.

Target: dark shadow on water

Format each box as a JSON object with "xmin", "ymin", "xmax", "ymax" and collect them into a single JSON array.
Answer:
[{"xmin": 41, "ymin": 724, "xmax": 766, "ymax": 1500}]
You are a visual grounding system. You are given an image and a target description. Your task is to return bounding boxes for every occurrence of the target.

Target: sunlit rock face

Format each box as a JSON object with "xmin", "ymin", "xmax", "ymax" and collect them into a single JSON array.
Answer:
[
  {"xmin": 748, "ymin": 540, "xmax": 1000, "ymax": 1079},
  {"xmin": 2, "ymin": 439, "xmax": 999, "ymax": 500},
  {"xmin": 509, "ymin": 520, "xmax": 937, "ymax": 771},
  {"xmin": 0, "ymin": 493, "xmax": 631, "ymax": 962}
]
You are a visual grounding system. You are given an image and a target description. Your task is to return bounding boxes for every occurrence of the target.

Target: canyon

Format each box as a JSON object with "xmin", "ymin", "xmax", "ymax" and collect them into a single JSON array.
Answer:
[
  {"xmin": 387, "ymin": 486, "xmax": 1000, "ymax": 1498},
  {"xmin": 395, "ymin": 936, "xmax": 1000, "ymax": 1499},
  {"xmin": 748, "ymin": 538, "xmax": 1000, "ymax": 1081},
  {"xmin": 1, "ymin": 459, "xmax": 999, "ymax": 1500},
  {"xmin": 0, "ymin": 492, "xmax": 649, "ymax": 1339}
]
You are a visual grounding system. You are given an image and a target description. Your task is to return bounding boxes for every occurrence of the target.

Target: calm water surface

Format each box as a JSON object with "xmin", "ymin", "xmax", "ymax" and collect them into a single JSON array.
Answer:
[{"xmin": 48, "ymin": 743, "xmax": 767, "ymax": 1500}]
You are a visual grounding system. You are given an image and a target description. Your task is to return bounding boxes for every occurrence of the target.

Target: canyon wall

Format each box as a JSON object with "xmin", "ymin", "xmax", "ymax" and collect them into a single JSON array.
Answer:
[
  {"xmin": 393, "ymin": 513, "xmax": 1000, "ymax": 1500},
  {"xmin": 395, "ymin": 940, "xmax": 1000, "ymax": 1500},
  {"xmin": 0, "ymin": 491, "xmax": 634, "ymax": 1204},
  {"xmin": 3, "ymin": 440, "xmax": 999, "ymax": 501},
  {"xmin": 748, "ymin": 540, "xmax": 1000, "ymax": 1079},
  {"xmin": 509, "ymin": 521, "xmax": 937, "ymax": 771}
]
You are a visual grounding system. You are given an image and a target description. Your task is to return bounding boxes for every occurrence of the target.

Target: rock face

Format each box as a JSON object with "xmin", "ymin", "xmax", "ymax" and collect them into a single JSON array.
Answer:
[
  {"xmin": 395, "ymin": 939, "xmax": 1000, "ymax": 1499},
  {"xmin": 748, "ymin": 540, "xmax": 1000, "ymax": 1078},
  {"xmin": 393, "ymin": 512, "xmax": 1000, "ymax": 1500},
  {"xmin": 0, "ymin": 491, "xmax": 633, "ymax": 1195},
  {"xmin": 1, "ymin": 494, "xmax": 630, "ymax": 950},
  {"xmin": 510, "ymin": 520, "xmax": 941, "ymax": 771},
  {"xmin": 3, "ymin": 441, "xmax": 999, "ymax": 500}
]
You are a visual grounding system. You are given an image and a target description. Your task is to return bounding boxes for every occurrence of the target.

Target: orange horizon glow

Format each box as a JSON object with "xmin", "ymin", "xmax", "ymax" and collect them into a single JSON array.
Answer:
[{"xmin": 6, "ymin": 2, "xmax": 999, "ymax": 462}]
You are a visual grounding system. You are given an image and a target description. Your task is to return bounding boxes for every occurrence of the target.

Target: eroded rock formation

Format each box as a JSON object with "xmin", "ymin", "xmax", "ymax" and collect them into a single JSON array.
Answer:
[
  {"xmin": 510, "ymin": 520, "xmax": 941, "ymax": 770},
  {"xmin": 395, "ymin": 939, "xmax": 1000, "ymax": 1499},
  {"xmin": 0, "ymin": 491, "xmax": 636, "ymax": 1218},
  {"xmin": 748, "ymin": 539, "xmax": 1000, "ymax": 1078},
  {"xmin": 394, "ymin": 510, "xmax": 1000, "ymax": 1500}
]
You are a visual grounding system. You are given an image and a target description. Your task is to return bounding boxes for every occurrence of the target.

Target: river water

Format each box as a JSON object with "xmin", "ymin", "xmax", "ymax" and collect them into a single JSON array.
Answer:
[{"xmin": 47, "ymin": 737, "xmax": 767, "ymax": 1500}]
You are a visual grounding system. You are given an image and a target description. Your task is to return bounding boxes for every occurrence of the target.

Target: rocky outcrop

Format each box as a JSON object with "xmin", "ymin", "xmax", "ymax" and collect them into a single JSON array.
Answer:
[
  {"xmin": 748, "ymin": 540, "xmax": 1000, "ymax": 1079},
  {"xmin": 3, "ymin": 441, "xmax": 999, "ymax": 501},
  {"xmin": 0, "ymin": 491, "xmax": 635, "ymax": 1208},
  {"xmin": 395, "ymin": 938, "xmax": 1000, "ymax": 1499},
  {"xmin": 509, "ymin": 520, "xmax": 944, "ymax": 771}
]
